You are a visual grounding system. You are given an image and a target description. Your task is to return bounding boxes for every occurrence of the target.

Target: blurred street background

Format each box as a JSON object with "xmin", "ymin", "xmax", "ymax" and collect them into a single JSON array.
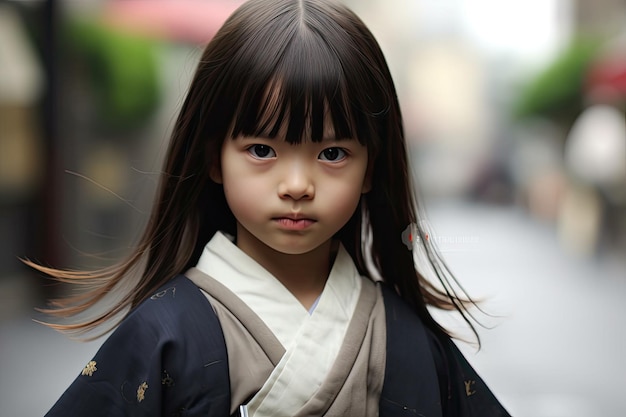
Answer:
[{"xmin": 1, "ymin": 0, "xmax": 625, "ymax": 416}]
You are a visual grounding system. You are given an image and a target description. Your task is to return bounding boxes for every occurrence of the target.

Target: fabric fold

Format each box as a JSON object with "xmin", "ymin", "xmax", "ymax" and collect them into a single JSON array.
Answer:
[{"xmin": 188, "ymin": 232, "xmax": 387, "ymax": 416}]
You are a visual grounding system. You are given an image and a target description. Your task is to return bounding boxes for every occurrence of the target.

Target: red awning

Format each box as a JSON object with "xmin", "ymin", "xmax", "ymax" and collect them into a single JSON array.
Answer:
[
  {"xmin": 101, "ymin": 0, "xmax": 244, "ymax": 44},
  {"xmin": 585, "ymin": 37, "xmax": 626, "ymax": 100}
]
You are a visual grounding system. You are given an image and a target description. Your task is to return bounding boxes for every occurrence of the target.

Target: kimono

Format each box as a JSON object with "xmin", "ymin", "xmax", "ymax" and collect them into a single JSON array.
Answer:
[{"xmin": 45, "ymin": 233, "xmax": 511, "ymax": 417}]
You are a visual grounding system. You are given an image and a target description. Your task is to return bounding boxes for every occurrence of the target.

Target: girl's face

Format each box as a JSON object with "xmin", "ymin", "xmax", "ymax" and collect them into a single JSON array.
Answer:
[{"xmin": 213, "ymin": 124, "xmax": 371, "ymax": 260}]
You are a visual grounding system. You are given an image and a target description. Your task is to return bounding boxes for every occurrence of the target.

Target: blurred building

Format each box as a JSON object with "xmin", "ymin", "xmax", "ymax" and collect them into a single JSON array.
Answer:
[
  {"xmin": 0, "ymin": 2, "xmax": 46, "ymax": 314},
  {"xmin": 575, "ymin": 0, "xmax": 626, "ymax": 36},
  {"xmin": 0, "ymin": 1, "xmax": 241, "ymax": 309}
]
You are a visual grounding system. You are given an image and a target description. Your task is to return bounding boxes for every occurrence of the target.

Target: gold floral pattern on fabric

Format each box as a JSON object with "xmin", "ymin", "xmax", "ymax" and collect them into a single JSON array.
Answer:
[
  {"xmin": 137, "ymin": 382, "xmax": 148, "ymax": 402},
  {"xmin": 81, "ymin": 360, "xmax": 97, "ymax": 376},
  {"xmin": 161, "ymin": 370, "xmax": 174, "ymax": 387},
  {"xmin": 464, "ymin": 380, "xmax": 476, "ymax": 397}
]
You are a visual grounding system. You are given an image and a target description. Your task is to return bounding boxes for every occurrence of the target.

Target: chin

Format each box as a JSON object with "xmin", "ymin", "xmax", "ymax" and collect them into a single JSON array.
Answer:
[
  {"xmin": 268, "ymin": 243, "xmax": 322, "ymax": 256},
  {"xmin": 264, "ymin": 237, "xmax": 331, "ymax": 256}
]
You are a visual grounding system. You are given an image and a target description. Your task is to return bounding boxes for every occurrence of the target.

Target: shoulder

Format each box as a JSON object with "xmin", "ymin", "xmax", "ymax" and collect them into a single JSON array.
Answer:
[
  {"xmin": 116, "ymin": 274, "xmax": 228, "ymax": 368},
  {"xmin": 45, "ymin": 275, "xmax": 230, "ymax": 417},
  {"xmin": 378, "ymin": 283, "xmax": 511, "ymax": 417},
  {"xmin": 104, "ymin": 275, "xmax": 218, "ymax": 355},
  {"xmin": 124, "ymin": 274, "xmax": 215, "ymax": 333},
  {"xmin": 129, "ymin": 274, "xmax": 211, "ymax": 321}
]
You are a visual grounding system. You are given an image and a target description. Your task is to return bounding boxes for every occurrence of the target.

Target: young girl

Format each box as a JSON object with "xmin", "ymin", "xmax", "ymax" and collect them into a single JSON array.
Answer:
[{"xmin": 34, "ymin": 0, "xmax": 511, "ymax": 415}]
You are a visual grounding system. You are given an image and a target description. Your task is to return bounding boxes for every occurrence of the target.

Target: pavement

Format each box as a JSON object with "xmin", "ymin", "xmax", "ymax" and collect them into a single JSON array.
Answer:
[{"xmin": 1, "ymin": 201, "xmax": 624, "ymax": 416}]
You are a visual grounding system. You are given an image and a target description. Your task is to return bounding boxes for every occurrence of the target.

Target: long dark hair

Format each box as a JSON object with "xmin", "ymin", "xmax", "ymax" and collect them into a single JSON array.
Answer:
[{"xmin": 29, "ymin": 0, "xmax": 476, "ymax": 339}]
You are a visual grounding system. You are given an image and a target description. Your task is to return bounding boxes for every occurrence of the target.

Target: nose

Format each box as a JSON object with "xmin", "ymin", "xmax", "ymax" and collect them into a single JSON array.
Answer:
[{"xmin": 278, "ymin": 160, "xmax": 315, "ymax": 200}]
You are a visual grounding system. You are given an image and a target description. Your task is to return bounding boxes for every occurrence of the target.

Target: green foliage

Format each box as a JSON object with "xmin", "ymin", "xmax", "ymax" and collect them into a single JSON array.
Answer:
[
  {"xmin": 64, "ymin": 19, "xmax": 162, "ymax": 131},
  {"xmin": 512, "ymin": 37, "xmax": 603, "ymax": 125}
]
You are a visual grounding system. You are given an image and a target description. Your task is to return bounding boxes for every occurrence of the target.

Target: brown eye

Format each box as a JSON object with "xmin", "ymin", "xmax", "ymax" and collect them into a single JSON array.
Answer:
[
  {"xmin": 319, "ymin": 147, "xmax": 346, "ymax": 162},
  {"xmin": 248, "ymin": 144, "xmax": 276, "ymax": 159}
]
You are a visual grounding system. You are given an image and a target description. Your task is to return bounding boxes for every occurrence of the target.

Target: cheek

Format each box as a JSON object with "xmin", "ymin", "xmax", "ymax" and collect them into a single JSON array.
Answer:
[
  {"xmin": 321, "ymin": 172, "xmax": 366, "ymax": 217},
  {"xmin": 223, "ymin": 176, "xmax": 262, "ymax": 210},
  {"xmin": 221, "ymin": 164, "xmax": 271, "ymax": 225}
]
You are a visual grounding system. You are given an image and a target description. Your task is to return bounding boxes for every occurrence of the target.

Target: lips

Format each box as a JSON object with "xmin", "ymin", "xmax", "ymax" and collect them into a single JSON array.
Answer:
[{"xmin": 273, "ymin": 214, "xmax": 316, "ymax": 230}]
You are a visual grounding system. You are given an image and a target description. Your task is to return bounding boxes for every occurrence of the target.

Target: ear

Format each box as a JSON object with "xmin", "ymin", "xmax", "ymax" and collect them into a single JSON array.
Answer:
[{"xmin": 209, "ymin": 162, "xmax": 222, "ymax": 184}]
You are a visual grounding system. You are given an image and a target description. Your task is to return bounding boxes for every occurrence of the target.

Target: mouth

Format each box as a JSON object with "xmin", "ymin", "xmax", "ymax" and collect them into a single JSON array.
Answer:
[{"xmin": 273, "ymin": 214, "xmax": 317, "ymax": 230}]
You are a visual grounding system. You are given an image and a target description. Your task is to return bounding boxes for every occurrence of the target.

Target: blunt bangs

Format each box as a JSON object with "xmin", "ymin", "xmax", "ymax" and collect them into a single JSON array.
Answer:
[{"xmin": 217, "ymin": 0, "xmax": 391, "ymax": 148}]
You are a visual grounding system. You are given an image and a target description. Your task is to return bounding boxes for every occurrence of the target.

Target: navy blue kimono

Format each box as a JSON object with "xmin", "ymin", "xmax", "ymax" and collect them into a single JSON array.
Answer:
[{"xmin": 45, "ymin": 275, "xmax": 511, "ymax": 416}]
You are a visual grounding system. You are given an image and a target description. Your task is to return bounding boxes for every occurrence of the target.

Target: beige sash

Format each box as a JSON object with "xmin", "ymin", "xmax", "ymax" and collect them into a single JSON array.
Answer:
[
  {"xmin": 187, "ymin": 232, "xmax": 387, "ymax": 416},
  {"xmin": 187, "ymin": 268, "xmax": 386, "ymax": 416}
]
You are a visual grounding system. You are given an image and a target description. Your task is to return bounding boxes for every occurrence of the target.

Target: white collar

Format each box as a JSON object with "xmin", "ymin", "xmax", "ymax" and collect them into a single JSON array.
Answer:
[{"xmin": 195, "ymin": 231, "xmax": 362, "ymax": 348}]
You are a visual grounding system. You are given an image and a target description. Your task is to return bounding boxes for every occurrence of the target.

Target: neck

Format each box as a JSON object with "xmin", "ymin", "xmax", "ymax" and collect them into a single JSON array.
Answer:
[{"xmin": 235, "ymin": 232, "xmax": 335, "ymax": 309}]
